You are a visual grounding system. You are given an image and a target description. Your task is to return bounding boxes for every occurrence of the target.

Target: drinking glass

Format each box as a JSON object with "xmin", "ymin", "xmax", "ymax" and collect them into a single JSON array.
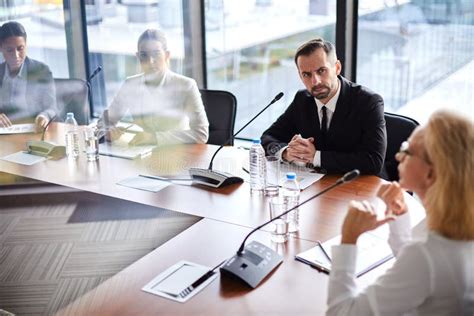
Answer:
[{"xmin": 269, "ymin": 197, "xmax": 289, "ymax": 243}]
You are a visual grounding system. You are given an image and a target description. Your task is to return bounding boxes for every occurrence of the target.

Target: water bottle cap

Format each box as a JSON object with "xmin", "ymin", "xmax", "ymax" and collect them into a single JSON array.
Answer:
[
  {"xmin": 252, "ymin": 138, "xmax": 261, "ymax": 144},
  {"xmin": 66, "ymin": 112, "xmax": 74, "ymax": 118},
  {"xmin": 286, "ymin": 172, "xmax": 296, "ymax": 180}
]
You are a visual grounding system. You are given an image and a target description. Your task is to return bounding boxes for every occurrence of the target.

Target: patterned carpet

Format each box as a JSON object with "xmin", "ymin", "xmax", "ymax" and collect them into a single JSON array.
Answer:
[{"xmin": 0, "ymin": 190, "xmax": 201, "ymax": 315}]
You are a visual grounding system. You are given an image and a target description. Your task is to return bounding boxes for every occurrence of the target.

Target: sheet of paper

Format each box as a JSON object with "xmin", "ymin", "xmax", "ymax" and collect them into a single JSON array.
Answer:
[
  {"xmin": 99, "ymin": 143, "xmax": 155, "ymax": 159},
  {"xmin": 0, "ymin": 123, "xmax": 36, "ymax": 135},
  {"xmin": 2, "ymin": 151, "xmax": 46, "ymax": 165},
  {"xmin": 117, "ymin": 176, "xmax": 171, "ymax": 192}
]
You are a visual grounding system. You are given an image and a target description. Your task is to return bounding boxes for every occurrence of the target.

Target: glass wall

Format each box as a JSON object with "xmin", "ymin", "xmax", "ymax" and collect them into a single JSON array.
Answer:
[
  {"xmin": 84, "ymin": 0, "xmax": 190, "ymax": 117},
  {"xmin": 0, "ymin": 0, "xmax": 69, "ymax": 78},
  {"xmin": 204, "ymin": 0, "xmax": 337, "ymax": 139},
  {"xmin": 357, "ymin": 0, "xmax": 474, "ymax": 124}
]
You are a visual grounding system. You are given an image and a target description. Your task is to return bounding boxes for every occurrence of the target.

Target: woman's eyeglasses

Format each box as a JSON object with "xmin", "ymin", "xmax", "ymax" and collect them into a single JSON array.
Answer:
[{"xmin": 397, "ymin": 141, "xmax": 431, "ymax": 164}]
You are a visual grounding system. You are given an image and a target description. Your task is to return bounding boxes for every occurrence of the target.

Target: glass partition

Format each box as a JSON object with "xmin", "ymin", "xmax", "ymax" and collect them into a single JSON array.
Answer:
[
  {"xmin": 205, "ymin": 0, "xmax": 337, "ymax": 139},
  {"xmin": 357, "ymin": 0, "xmax": 474, "ymax": 124}
]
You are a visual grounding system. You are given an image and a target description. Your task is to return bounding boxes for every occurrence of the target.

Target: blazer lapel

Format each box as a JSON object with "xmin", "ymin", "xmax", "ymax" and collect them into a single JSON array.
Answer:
[{"xmin": 327, "ymin": 76, "xmax": 351, "ymax": 138}]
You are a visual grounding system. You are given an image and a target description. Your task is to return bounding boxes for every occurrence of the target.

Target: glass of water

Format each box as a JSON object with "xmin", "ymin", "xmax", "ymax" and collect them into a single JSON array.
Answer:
[
  {"xmin": 269, "ymin": 196, "xmax": 289, "ymax": 243},
  {"xmin": 264, "ymin": 156, "xmax": 280, "ymax": 196},
  {"xmin": 84, "ymin": 127, "xmax": 99, "ymax": 161}
]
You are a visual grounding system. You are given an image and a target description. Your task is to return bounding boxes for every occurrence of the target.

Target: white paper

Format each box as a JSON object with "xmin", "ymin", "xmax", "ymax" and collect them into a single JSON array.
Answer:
[
  {"xmin": 117, "ymin": 176, "xmax": 171, "ymax": 192},
  {"xmin": 142, "ymin": 260, "xmax": 218, "ymax": 303},
  {"xmin": 99, "ymin": 143, "xmax": 155, "ymax": 159},
  {"xmin": 2, "ymin": 151, "xmax": 46, "ymax": 165},
  {"xmin": 0, "ymin": 123, "xmax": 36, "ymax": 135}
]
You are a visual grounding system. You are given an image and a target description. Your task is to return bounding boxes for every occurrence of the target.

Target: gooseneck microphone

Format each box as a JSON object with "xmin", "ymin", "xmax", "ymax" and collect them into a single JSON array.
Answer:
[
  {"xmin": 88, "ymin": 66, "xmax": 103, "ymax": 82},
  {"xmin": 220, "ymin": 169, "xmax": 360, "ymax": 288},
  {"xmin": 189, "ymin": 92, "xmax": 284, "ymax": 188},
  {"xmin": 87, "ymin": 66, "xmax": 103, "ymax": 109},
  {"xmin": 41, "ymin": 114, "xmax": 57, "ymax": 141}
]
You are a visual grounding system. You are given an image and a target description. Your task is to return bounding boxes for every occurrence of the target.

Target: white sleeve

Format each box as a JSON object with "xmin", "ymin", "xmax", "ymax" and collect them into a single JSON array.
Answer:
[
  {"xmin": 155, "ymin": 80, "xmax": 209, "ymax": 146},
  {"xmin": 388, "ymin": 212, "xmax": 412, "ymax": 256},
  {"xmin": 327, "ymin": 243, "xmax": 432, "ymax": 316}
]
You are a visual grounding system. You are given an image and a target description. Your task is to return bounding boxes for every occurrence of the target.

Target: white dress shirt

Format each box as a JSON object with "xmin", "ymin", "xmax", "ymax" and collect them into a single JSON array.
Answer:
[
  {"xmin": 101, "ymin": 69, "xmax": 209, "ymax": 146},
  {"xmin": 0, "ymin": 63, "xmax": 28, "ymax": 120},
  {"xmin": 327, "ymin": 212, "xmax": 474, "ymax": 316}
]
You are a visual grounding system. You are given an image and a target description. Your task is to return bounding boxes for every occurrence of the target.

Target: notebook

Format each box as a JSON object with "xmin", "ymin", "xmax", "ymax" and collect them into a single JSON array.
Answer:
[
  {"xmin": 0, "ymin": 123, "xmax": 36, "ymax": 135},
  {"xmin": 98, "ymin": 143, "xmax": 155, "ymax": 159},
  {"xmin": 295, "ymin": 232, "xmax": 393, "ymax": 277}
]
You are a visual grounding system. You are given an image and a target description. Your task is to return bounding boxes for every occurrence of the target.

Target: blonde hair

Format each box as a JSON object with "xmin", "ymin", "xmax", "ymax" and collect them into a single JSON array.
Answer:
[{"xmin": 424, "ymin": 110, "xmax": 474, "ymax": 240}]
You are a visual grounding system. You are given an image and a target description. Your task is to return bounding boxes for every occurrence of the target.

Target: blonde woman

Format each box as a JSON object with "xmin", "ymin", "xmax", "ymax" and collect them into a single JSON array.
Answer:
[{"xmin": 327, "ymin": 110, "xmax": 474, "ymax": 315}]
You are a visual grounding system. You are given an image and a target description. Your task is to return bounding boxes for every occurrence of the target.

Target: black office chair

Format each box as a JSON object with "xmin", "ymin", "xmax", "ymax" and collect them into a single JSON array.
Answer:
[
  {"xmin": 54, "ymin": 78, "xmax": 90, "ymax": 125},
  {"xmin": 200, "ymin": 89, "xmax": 237, "ymax": 146},
  {"xmin": 384, "ymin": 112, "xmax": 419, "ymax": 181}
]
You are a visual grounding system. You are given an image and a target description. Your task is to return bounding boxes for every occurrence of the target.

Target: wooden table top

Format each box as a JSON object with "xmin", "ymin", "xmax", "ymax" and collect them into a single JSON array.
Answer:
[
  {"xmin": 1, "ymin": 125, "xmax": 425, "ymax": 315},
  {"xmin": 57, "ymin": 218, "xmax": 394, "ymax": 316}
]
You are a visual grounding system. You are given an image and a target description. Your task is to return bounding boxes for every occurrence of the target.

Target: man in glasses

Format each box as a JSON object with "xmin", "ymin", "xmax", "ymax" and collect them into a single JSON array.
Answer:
[
  {"xmin": 261, "ymin": 38, "xmax": 387, "ymax": 176},
  {"xmin": 0, "ymin": 21, "xmax": 57, "ymax": 131},
  {"xmin": 99, "ymin": 29, "xmax": 209, "ymax": 146}
]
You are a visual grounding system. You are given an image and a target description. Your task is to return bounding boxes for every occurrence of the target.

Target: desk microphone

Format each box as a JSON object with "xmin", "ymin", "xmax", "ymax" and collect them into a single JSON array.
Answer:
[
  {"xmin": 27, "ymin": 114, "xmax": 66, "ymax": 159},
  {"xmin": 87, "ymin": 66, "xmax": 103, "ymax": 109},
  {"xmin": 41, "ymin": 114, "xmax": 57, "ymax": 141},
  {"xmin": 189, "ymin": 92, "xmax": 284, "ymax": 188},
  {"xmin": 220, "ymin": 169, "xmax": 360, "ymax": 288}
]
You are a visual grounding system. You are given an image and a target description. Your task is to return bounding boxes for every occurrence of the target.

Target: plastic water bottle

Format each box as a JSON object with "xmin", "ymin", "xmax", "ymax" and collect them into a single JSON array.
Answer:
[
  {"xmin": 64, "ymin": 112, "xmax": 79, "ymax": 159},
  {"xmin": 249, "ymin": 138, "xmax": 266, "ymax": 193},
  {"xmin": 282, "ymin": 172, "xmax": 300, "ymax": 233}
]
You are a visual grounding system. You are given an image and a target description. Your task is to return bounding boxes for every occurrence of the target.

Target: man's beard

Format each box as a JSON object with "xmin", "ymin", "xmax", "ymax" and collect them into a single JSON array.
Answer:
[{"xmin": 310, "ymin": 84, "xmax": 331, "ymax": 100}]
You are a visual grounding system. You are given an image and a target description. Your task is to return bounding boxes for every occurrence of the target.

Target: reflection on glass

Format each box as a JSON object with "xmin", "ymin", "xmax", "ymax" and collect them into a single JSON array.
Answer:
[
  {"xmin": 205, "ymin": 0, "xmax": 337, "ymax": 139},
  {"xmin": 357, "ymin": 0, "xmax": 474, "ymax": 123},
  {"xmin": 97, "ymin": 29, "xmax": 209, "ymax": 147},
  {"xmin": 0, "ymin": 21, "xmax": 57, "ymax": 130},
  {"xmin": 84, "ymin": 1, "xmax": 188, "ymax": 116}
]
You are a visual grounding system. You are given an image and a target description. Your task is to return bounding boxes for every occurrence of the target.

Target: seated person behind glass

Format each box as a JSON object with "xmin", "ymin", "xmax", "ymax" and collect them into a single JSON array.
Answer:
[
  {"xmin": 98, "ymin": 29, "xmax": 209, "ymax": 146},
  {"xmin": 0, "ymin": 21, "xmax": 57, "ymax": 132}
]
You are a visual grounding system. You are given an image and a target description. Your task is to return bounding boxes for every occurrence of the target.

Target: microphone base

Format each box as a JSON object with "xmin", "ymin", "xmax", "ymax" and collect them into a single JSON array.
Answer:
[
  {"xmin": 220, "ymin": 241, "xmax": 283, "ymax": 288},
  {"xmin": 188, "ymin": 167, "xmax": 243, "ymax": 188}
]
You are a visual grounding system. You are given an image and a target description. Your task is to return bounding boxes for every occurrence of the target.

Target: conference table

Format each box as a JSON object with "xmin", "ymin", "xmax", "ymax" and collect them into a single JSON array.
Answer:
[{"xmin": 0, "ymin": 124, "xmax": 424, "ymax": 315}]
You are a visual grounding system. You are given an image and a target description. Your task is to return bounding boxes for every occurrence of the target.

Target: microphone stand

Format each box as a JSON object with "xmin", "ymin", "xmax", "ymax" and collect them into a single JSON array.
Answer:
[
  {"xmin": 87, "ymin": 66, "xmax": 103, "ymax": 115},
  {"xmin": 220, "ymin": 169, "xmax": 360, "ymax": 288},
  {"xmin": 189, "ymin": 92, "xmax": 284, "ymax": 188}
]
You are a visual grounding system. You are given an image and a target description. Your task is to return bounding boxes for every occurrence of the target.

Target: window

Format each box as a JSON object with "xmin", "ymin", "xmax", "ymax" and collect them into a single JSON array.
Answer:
[
  {"xmin": 0, "ymin": 1, "xmax": 69, "ymax": 78},
  {"xmin": 84, "ymin": 0, "xmax": 191, "ymax": 117},
  {"xmin": 357, "ymin": 0, "xmax": 474, "ymax": 124},
  {"xmin": 205, "ymin": 0, "xmax": 337, "ymax": 139}
]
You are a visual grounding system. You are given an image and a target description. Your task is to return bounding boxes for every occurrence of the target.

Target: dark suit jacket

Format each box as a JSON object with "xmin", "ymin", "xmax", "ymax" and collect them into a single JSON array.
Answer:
[
  {"xmin": 0, "ymin": 57, "xmax": 57, "ymax": 121},
  {"xmin": 261, "ymin": 76, "xmax": 387, "ymax": 176}
]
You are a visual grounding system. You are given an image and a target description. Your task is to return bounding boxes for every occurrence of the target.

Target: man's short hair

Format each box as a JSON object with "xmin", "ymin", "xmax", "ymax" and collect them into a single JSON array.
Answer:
[
  {"xmin": 0, "ymin": 21, "xmax": 27, "ymax": 44},
  {"xmin": 294, "ymin": 38, "xmax": 337, "ymax": 65},
  {"xmin": 137, "ymin": 29, "xmax": 168, "ymax": 51}
]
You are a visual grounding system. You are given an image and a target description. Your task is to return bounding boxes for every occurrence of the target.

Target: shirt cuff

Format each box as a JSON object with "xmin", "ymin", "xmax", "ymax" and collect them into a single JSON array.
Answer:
[
  {"xmin": 331, "ymin": 244, "xmax": 357, "ymax": 274},
  {"xmin": 312, "ymin": 150, "xmax": 321, "ymax": 167},
  {"xmin": 277, "ymin": 146, "xmax": 287, "ymax": 161},
  {"xmin": 388, "ymin": 211, "xmax": 411, "ymax": 234}
]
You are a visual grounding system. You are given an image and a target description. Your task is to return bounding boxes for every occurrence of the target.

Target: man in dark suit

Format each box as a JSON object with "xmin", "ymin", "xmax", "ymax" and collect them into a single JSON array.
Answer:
[
  {"xmin": 0, "ymin": 21, "xmax": 56, "ymax": 130},
  {"xmin": 261, "ymin": 38, "xmax": 386, "ymax": 176}
]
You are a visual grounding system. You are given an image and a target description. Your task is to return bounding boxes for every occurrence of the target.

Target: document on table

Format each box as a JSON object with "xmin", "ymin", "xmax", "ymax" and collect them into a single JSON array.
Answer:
[
  {"xmin": 0, "ymin": 123, "xmax": 36, "ymax": 135},
  {"xmin": 295, "ymin": 232, "xmax": 393, "ymax": 277},
  {"xmin": 2, "ymin": 151, "xmax": 46, "ymax": 165},
  {"xmin": 117, "ymin": 176, "xmax": 171, "ymax": 192},
  {"xmin": 99, "ymin": 143, "xmax": 155, "ymax": 159}
]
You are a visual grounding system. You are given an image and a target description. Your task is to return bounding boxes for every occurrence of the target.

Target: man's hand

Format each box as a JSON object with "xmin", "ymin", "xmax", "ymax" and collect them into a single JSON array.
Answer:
[
  {"xmin": 377, "ymin": 181, "xmax": 408, "ymax": 217},
  {"xmin": 129, "ymin": 131, "xmax": 156, "ymax": 146},
  {"xmin": 341, "ymin": 200, "xmax": 394, "ymax": 244},
  {"xmin": 35, "ymin": 115, "xmax": 49, "ymax": 132},
  {"xmin": 283, "ymin": 134, "xmax": 315, "ymax": 164},
  {"xmin": 0, "ymin": 113, "xmax": 12, "ymax": 128}
]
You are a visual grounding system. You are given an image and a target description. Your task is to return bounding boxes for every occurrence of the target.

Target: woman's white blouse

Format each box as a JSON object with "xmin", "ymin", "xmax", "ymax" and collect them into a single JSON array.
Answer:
[{"xmin": 327, "ymin": 213, "xmax": 474, "ymax": 316}]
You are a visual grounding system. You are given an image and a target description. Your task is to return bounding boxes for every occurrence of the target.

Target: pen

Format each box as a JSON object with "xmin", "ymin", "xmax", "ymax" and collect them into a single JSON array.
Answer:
[{"xmin": 317, "ymin": 241, "xmax": 332, "ymax": 262}]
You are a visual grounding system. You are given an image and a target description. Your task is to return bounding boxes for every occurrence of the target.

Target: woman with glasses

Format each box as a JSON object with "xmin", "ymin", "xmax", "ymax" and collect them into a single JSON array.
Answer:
[
  {"xmin": 326, "ymin": 109, "xmax": 473, "ymax": 315},
  {"xmin": 98, "ymin": 29, "xmax": 209, "ymax": 146}
]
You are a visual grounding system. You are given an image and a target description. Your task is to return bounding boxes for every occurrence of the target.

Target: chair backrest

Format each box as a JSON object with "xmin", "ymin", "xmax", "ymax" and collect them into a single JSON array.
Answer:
[
  {"xmin": 384, "ymin": 112, "xmax": 419, "ymax": 181},
  {"xmin": 54, "ymin": 78, "xmax": 90, "ymax": 125},
  {"xmin": 200, "ymin": 89, "xmax": 237, "ymax": 146}
]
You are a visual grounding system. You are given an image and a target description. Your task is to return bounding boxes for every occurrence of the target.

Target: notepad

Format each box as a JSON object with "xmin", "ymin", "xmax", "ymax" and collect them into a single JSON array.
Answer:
[
  {"xmin": 99, "ymin": 143, "xmax": 155, "ymax": 159},
  {"xmin": 0, "ymin": 123, "xmax": 36, "ymax": 135},
  {"xmin": 295, "ymin": 232, "xmax": 393, "ymax": 277},
  {"xmin": 142, "ymin": 261, "xmax": 218, "ymax": 303}
]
